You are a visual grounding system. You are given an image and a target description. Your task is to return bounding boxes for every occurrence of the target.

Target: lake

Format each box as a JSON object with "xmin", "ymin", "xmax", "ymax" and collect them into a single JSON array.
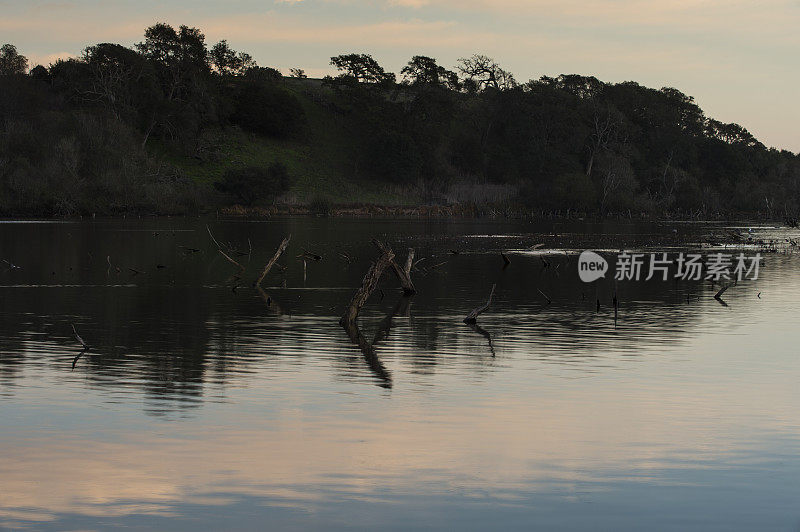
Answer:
[{"xmin": 1, "ymin": 217, "xmax": 799, "ymax": 531}]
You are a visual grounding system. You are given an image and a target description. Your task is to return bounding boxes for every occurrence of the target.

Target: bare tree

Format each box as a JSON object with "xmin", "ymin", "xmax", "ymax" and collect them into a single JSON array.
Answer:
[
  {"xmin": 455, "ymin": 54, "xmax": 516, "ymax": 91},
  {"xmin": 586, "ymin": 102, "xmax": 621, "ymax": 178}
]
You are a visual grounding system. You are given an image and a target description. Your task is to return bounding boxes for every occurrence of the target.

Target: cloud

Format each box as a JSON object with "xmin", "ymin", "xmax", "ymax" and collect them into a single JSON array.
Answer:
[
  {"xmin": 27, "ymin": 51, "xmax": 75, "ymax": 67},
  {"xmin": 0, "ymin": 0, "xmax": 796, "ymax": 149}
]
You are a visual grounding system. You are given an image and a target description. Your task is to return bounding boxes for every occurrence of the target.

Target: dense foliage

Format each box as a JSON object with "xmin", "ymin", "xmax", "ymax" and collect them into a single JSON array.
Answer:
[{"xmin": 1, "ymin": 24, "xmax": 799, "ymax": 218}]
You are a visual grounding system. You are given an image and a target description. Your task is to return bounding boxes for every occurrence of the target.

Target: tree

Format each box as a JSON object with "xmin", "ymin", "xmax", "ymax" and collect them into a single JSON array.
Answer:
[
  {"xmin": 210, "ymin": 40, "xmax": 256, "ymax": 76},
  {"xmin": 330, "ymin": 53, "xmax": 395, "ymax": 84},
  {"xmin": 137, "ymin": 23, "xmax": 209, "ymax": 72},
  {"xmin": 706, "ymin": 119, "xmax": 761, "ymax": 148},
  {"xmin": 290, "ymin": 68, "xmax": 307, "ymax": 78},
  {"xmin": 135, "ymin": 24, "xmax": 213, "ymax": 144},
  {"xmin": 0, "ymin": 44, "xmax": 28, "ymax": 76},
  {"xmin": 455, "ymin": 54, "xmax": 516, "ymax": 91},
  {"xmin": 585, "ymin": 101, "xmax": 624, "ymax": 177},
  {"xmin": 81, "ymin": 43, "xmax": 157, "ymax": 121},
  {"xmin": 401, "ymin": 56, "xmax": 459, "ymax": 90},
  {"xmin": 231, "ymin": 82, "xmax": 305, "ymax": 138},
  {"xmin": 29, "ymin": 65, "xmax": 49, "ymax": 81}
]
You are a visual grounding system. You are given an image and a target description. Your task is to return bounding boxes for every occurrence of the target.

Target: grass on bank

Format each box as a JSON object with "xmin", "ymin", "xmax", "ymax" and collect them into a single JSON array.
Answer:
[{"xmin": 158, "ymin": 78, "xmax": 420, "ymax": 208}]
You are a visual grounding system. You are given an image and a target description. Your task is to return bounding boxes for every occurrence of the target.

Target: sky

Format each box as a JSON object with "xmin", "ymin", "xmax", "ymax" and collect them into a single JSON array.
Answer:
[{"xmin": 1, "ymin": 0, "xmax": 798, "ymax": 152}]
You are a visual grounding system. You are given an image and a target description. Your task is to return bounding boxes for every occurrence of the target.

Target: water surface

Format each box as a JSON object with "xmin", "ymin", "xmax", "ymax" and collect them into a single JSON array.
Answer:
[{"xmin": 1, "ymin": 217, "xmax": 799, "ymax": 530}]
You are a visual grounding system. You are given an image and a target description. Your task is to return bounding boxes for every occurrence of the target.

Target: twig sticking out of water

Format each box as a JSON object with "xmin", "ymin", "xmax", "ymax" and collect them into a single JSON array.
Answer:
[
  {"xmin": 71, "ymin": 324, "xmax": 89, "ymax": 350},
  {"xmin": 207, "ymin": 225, "xmax": 246, "ymax": 271},
  {"xmin": 254, "ymin": 236, "xmax": 291, "ymax": 288},
  {"xmin": 714, "ymin": 283, "xmax": 731, "ymax": 301},
  {"xmin": 537, "ymin": 288, "xmax": 552, "ymax": 305},
  {"xmin": 404, "ymin": 248, "xmax": 415, "ymax": 277},
  {"xmin": 464, "ymin": 284, "xmax": 496, "ymax": 324},
  {"xmin": 206, "ymin": 224, "xmax": 222, "ymax": 249},
  {"xmin": 218, "ymin": 249, "xmax": 246, "ymax": 272},
  {"xmin": 501, "ymin": 253, "xmax": 511, "ymax": 268}
]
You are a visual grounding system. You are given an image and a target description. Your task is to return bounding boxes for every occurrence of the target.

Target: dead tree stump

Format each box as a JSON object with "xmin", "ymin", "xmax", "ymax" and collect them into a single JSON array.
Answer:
[
  {"xmin": 463, "ymin": 284, "xmax": 496, "ymax": 324},
  {"xmin": 254, "ymin": 235, "xmax": 291, "ymax": 287},
  {"xmin": 340, "ymin": 249, "xmax": 395, "ymax": 327},
  {"xmin": 372, "ymin": 239, "xmax": 416, "ymax": 296}
]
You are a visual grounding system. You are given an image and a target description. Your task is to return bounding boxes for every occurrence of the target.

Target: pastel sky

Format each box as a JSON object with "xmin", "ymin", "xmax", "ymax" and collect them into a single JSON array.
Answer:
[{"xmin": 2, "ymin": 0, "xmax": 798, "ymax": 151}]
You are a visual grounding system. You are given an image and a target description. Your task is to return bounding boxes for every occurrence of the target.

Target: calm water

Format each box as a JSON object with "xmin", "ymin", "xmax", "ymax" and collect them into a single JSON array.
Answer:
[{"xmin": 1, "ymin": 217, "xmax": 799, "ymax": 531}]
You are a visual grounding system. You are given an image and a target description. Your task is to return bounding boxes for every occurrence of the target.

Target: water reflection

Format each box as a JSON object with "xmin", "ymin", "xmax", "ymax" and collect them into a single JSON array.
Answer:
[{"xmin": 1, "ymin": 218, "xmax": 800, "ymax": 530}]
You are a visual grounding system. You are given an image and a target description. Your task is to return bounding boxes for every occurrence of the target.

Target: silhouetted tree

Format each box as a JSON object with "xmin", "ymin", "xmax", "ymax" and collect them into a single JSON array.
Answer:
[
  {"xmin": 456, "ymin": 54, "xmax": 516, "ymax": 91},
  {"xmin": 401, "ymin": 55, "xmax": 459, "ymax": 90},
  {"xmin": 330, "ymin": 53, "xmax": 395, "ymax": 84},
  {"xmin": 210, "ymin": 40, "xmax": 255, "ymax": 76},
  {"xmin": 0, "ymin": 44, "xmax": 28, "ymax": 76}
]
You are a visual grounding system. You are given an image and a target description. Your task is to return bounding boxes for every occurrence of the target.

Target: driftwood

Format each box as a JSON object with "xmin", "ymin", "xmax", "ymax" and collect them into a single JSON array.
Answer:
[
  {"xmin": 372, "ymin": 239, "xmax": 416, "ymax": 296},
  {"xmin": 3, "ymin": 259, "xmax": 20, "ymax": 270},
  {"xmin": 218, "ymin": 249, "xmax": 246, "ymax": 272},
  {"xmin": 254, "ymin": 236, "xmax": 291, "ymax": 287},
  {"xmin": 207, "ymin": 225, "xmax": 246, "ymax": 271},
  {"xmin": 463, "ymin": 284, "xmax": 496, "ymax": 324},
  {"xmin": 298, "ymin": 249, "xmax": 322, "ymax": 261},
  {"xmin": 206, "ymin": 225, "xmax": 223, "ymax": 249},
  {"xmin": 340, "ymin": 249, "xmax": 394, "ymax": 327},
  {"xmin": 501, "ymin": 253, "xmax": 511, "ymax": 268}
]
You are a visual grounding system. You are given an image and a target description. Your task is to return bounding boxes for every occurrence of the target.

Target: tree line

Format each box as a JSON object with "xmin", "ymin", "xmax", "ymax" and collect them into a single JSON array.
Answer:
[{"xmin": 1, "ymin": 24, "xmax": 798, "ymax": 219}]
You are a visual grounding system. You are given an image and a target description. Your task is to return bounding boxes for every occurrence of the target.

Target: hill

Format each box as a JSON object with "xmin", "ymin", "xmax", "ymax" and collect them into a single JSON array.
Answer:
[{"xmin": 0, "ymin": 29, "xmax": 798, "ymax": 220}]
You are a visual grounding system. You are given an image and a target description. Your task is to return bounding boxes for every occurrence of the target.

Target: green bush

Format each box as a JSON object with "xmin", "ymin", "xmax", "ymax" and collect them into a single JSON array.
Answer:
[{"xmin": 213, "ymin": 162, "xmax": 290, "ymax": 205}]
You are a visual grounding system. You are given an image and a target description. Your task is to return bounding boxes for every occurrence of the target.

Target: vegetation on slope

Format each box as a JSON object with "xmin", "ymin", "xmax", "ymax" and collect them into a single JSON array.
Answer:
[{"xmin": 0, "ymin": 29, "xmax": 798, "ymax": 219}]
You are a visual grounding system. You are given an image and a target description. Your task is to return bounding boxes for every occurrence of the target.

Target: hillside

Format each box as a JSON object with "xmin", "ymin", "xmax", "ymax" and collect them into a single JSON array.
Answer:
[{"xmin": 1, "ymin": 28, "xmax": 799, "ymax": 219}]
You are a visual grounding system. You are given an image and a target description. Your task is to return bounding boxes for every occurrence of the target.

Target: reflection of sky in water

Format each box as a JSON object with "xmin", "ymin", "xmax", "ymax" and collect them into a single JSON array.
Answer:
[{"xmin": 1, "ymin": 219, "xmax": 800, "ymax": 530}]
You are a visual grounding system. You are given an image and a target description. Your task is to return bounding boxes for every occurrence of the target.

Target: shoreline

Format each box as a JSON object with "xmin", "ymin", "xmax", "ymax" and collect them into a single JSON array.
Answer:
[{"xmin": 0, "ymin": 205, "xmax": 791, "ymax": 225}]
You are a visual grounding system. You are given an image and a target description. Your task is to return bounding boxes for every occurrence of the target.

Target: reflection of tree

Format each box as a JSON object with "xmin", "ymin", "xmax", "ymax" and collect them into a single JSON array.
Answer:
[
  {"xmin": 0, "ymin": 218, "xmax": 754, "ymax": 412},
  {"xmin": 468, "ymin": 323, "xmax": 495, "ymax": 357},
  {"xmin": 340, "ymin": 297, "xmax": 411, "ymax": 389}
]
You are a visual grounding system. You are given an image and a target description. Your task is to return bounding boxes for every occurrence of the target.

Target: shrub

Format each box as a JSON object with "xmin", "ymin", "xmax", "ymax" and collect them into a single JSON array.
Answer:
[{"xmin": 213, "ymin": 162, "xmax": 290, "ymax": 205}]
